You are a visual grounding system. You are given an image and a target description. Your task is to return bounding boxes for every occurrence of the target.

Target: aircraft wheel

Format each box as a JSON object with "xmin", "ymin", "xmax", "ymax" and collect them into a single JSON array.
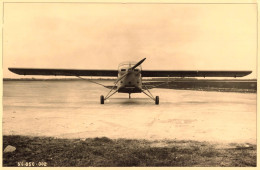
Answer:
[
  {"xmin": 100, "ymin": 95, "xmax": 104, "ymax": 104},
  {"xmin": 155, "ymin": 96, "xmax": 159, "ymax": 105}
]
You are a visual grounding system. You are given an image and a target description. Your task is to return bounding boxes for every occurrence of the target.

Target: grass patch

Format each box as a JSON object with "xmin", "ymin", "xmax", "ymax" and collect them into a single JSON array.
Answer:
[{"xmin": 3, "ymin": 135, "xmax": 256, "ymax": 167}]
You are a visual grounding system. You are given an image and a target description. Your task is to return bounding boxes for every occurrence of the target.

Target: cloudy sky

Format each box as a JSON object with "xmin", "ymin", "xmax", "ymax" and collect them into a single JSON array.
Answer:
[{"xmin": 3, "ymin": 3, "xmax": 257, "ymax": 78}]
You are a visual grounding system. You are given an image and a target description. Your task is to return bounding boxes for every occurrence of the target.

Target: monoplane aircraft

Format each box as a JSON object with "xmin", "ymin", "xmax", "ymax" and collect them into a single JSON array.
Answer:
[{"xmin": 9, "ymin": 58, "xmax": 251, "ymax": 104}]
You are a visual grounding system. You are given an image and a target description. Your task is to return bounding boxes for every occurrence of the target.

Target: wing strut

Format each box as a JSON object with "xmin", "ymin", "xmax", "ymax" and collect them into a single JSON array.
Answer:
[
  {"xmin": 143, "ymin": 84, "xmax": 155, "ymax": 99},
  {"xmin": 76, "ymin": 76, "xmax": 113, "ymax": 89}
]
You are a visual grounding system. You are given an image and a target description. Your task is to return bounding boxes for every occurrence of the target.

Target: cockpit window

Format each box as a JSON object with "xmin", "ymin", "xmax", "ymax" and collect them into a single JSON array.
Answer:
[
  {"xmin": 118, "ymin": 61, "xmax": 142, "ymax": 70},
  {"xmin": 134, "ymin": 69, "xmax": 139, "ymax": 72},
  {"xmin": 121, "ymin": 69, "xmax": 126, "ymax": 71}
]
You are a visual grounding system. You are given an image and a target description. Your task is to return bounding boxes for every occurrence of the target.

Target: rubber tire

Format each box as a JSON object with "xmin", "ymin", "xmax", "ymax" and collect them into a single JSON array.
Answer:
[
  {"xmin": 155, "ymin": 96, "xmax": 159, "ymax": 105},
  {"xmin": 100, "ymin": 95, "xmax": 104, "ymax": 104}
]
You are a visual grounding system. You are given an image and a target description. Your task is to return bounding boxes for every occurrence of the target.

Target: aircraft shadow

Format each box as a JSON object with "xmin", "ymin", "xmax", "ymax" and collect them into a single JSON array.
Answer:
[{"xmin": 108, "ymin": 98, "xmax": 153, "ymax": 105}]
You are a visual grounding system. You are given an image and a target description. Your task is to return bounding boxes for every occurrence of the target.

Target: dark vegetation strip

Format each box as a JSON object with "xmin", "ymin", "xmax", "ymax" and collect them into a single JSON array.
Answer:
[
  {"xmin": 145, "ymin": 81, "xmax": 257, "ymax": 93},
  {"xmin": 3, "ymin": 135, "xmax": 256, "ymax": 167},
  {"xmin": 4, "ymin": 79, "xmax": 256, "ymax": 93}
]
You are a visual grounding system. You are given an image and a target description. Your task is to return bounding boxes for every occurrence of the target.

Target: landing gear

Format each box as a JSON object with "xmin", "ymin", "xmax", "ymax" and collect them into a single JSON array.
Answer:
[
  {"xmin": 155, "ymin": 96, "xmax": 159, "ymax": 105},
  {"xmin": 100, "ymin": 84, "xmax": 119, "ymax": 104},
  {"xmin": 141, "ymin": 85, "xmax": 160, "ymax": 105},
  {"xmin": 100, "ymin": 95, "xmax": 104, "ymax": 104},
  {"xmin": 129, "ymin": 93, "xmax": 131, "ymax": 99}
]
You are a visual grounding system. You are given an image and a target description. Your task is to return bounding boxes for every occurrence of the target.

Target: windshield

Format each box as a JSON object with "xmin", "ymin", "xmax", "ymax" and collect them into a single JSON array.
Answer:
[{"xmin": 118, "ymin": 61, "xmax": 142, "ymax": 70}]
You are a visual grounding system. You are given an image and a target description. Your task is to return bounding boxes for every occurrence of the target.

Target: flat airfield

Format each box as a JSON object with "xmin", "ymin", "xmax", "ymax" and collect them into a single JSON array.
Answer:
[{"xmin": 3, "ymin": 80, "xmax": 256, "ymax": 144}]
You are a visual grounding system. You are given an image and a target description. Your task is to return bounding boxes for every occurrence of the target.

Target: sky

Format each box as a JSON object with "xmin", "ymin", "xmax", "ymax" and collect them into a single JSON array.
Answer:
[{"xmin": 3, "ymin": 3, "xmax": 257, "ymax": 78}]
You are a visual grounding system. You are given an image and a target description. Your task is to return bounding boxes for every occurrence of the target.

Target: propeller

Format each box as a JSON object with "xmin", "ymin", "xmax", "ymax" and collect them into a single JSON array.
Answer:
[
  {"xmin": 130, "ymin": 58, "xmax": 146, "ymax": 70},
  {"xmin": 114, "ymin": 58, "xmax": 146, "ymax": 84}
]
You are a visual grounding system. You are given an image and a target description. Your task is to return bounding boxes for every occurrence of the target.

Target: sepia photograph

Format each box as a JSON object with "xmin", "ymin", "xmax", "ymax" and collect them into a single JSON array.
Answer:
[{"xmin": 2, "ymin": 0, "xmax": 257, "ymax": 167}]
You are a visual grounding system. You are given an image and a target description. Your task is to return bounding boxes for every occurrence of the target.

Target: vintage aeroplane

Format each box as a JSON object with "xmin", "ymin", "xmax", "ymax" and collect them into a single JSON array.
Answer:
[{"xmin": 9, "ymin": 58, "xmax": 251, "ymax": 105}]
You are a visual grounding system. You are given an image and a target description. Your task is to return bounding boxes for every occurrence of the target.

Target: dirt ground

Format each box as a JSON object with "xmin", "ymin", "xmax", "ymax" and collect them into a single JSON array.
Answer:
[{"xmin": 3, "ymin": 81, "xmax": 257, "ymax": 144}]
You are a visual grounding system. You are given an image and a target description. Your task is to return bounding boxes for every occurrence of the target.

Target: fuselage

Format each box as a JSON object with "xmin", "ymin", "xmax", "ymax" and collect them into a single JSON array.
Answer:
[{"xmin": 117, "ymin": 62, "xmax": 142, "ymax": 93}]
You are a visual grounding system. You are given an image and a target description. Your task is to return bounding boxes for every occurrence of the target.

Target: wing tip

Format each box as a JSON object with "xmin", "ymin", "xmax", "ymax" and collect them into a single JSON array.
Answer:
[{"xmin": 8, "ymin": 67, "xmax": 15, "ymax": 73}]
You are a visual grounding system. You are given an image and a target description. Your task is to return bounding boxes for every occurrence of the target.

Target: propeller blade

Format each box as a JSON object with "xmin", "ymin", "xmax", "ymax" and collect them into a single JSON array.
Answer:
[{"xmin": 131, "ymin": 58, "xmax": 146, "ymax": 70}]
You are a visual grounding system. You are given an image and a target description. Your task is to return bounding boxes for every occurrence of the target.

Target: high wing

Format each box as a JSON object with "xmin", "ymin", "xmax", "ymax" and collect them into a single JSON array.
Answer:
[
  {"xmin": 9, "ymin": 68, "xmax": 251, "ymax": 78},
  {"xmin": 141, "ymin": 70, "xmax": 252, "ymax": 78},
  {"xmin": 8, "ymin": 68, "xmax": 118, "ymax": 77}
]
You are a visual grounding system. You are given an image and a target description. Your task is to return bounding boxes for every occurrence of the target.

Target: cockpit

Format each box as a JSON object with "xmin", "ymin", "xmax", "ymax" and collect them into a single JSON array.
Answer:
[{"xmin": 118, "ymin": 61, "xmax": 142, "ymax": 72}]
